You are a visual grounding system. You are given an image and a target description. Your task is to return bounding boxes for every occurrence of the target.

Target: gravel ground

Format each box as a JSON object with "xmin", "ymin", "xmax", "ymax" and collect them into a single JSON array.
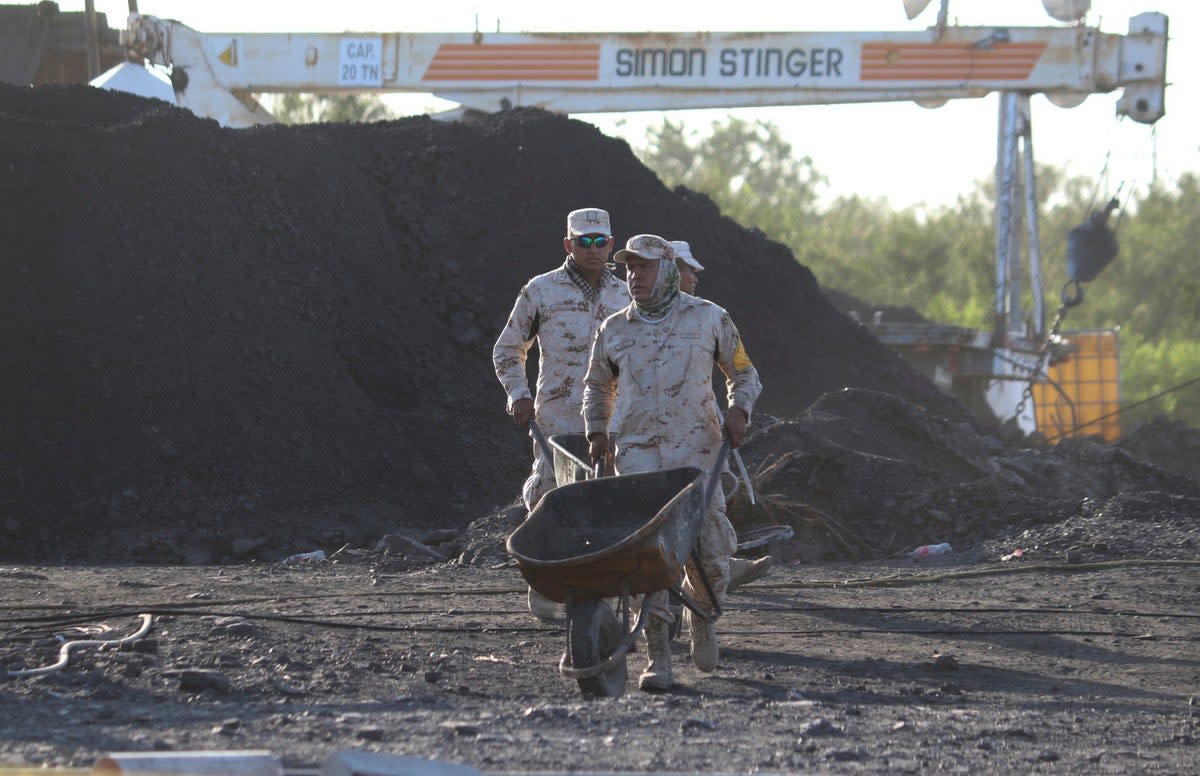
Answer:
[{"xmin": 2, "ymin": 555, "xmax": 1197, "ymax": 774}]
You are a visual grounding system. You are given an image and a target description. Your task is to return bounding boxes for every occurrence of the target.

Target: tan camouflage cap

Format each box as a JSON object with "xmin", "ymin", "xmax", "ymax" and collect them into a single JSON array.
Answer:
[
  {"xmin": 567, "ymin": 208, "xmax": 612, "ymax": 237},
  {"xmin": 613, "ymin": 234, "xmax": 675, "ymax": 264}
]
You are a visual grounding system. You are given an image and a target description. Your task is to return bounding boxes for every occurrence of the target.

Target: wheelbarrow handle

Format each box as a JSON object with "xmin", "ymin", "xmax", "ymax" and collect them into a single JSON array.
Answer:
[
  {"xmin": 527, "ymin": 419, "xmax": 555, "ymax": 469},
  {"xmin": 732, "ymin": 448, "xmax": 755, "ymax": 505},
  {"xmin": 703, "ymin": 440, "xmax": 732, "ymax": 507}
]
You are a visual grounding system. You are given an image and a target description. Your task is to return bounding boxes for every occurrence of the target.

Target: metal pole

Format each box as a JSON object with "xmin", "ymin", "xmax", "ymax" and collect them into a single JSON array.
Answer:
[
  {"xmin": 1019, "ymin": 96, "xmax": 1045, "ymax": 338},
  {"xmin": 84, "ymin": 0, "xmax": 101, "ymax": 79},
  {"xmin": 1009, "ymin": 135, "xmax": 1023, "ymax": 334},
  {"xmin": 994, "ymin": 92, "xmax": 1020, "ymax": 346}
]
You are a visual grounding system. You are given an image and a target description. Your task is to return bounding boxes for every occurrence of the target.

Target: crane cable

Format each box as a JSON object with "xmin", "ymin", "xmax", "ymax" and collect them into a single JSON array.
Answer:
[{"xmin": 1044, "ymin": 372, "xmax": 1200, "ymax": 443}]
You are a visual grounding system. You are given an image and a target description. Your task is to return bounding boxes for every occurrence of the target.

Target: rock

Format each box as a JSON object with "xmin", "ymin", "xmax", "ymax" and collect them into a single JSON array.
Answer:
[
  {"xmin": 800, "ymin": 717, "xmax": 844, "ymax": 736},
  {"xmin": 212, "ymin": 718, "xmax": 241, "ymax": 735},
  {"xmin": 209, "ymin": 618, "xmax": 256, "ymax": 637},
  {"xmin": 932, "ymin": 653, "xmax": 960, "ymax": 671},
  {"xmin": 178, "ymin": 669, "xmax": 230, "ymax": 694},
  {"xmin": 680, "ymin": 718, "xmax": 717, "ymax": 733},
  {"xmin": 132, "ymin": 638, "xmax": 158, "ymax": 654},
  {"xmin": 356, "ymin": 726, "xmax": 385, "ymax": 741},
  {"xmin": 441, "ymin": 722, "xmax": 480, "ymax": 736},
  {"xmin": 824, "ymin": 747, "xmax": 866, "ymax": 762}
]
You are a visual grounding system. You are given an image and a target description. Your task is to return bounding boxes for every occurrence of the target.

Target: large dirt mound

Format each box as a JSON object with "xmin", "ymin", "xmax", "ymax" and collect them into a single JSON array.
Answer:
[
  {"xmin": 1119, "ymin": 414, "xmax": 1200, "ymax": 484},
  {"xmin": 0, "ymin": 84, "xmax": 970, "ymax": 562},
  {"xmin": 726, "ymin": 388, "xmax": 1200, "ymax": 562}
]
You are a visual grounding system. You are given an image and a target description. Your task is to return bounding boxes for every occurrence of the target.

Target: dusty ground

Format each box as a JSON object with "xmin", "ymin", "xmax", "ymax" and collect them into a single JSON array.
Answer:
[{"xmin": 2, "ymin": 554, "xmax": 1197, "ymax": 774}]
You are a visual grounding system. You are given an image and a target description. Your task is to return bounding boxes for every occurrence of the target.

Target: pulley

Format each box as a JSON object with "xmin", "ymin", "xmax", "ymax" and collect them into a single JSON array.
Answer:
[{"xmin": 1066, "ymin": 197, "xmax": 1119, "ymax": 284}]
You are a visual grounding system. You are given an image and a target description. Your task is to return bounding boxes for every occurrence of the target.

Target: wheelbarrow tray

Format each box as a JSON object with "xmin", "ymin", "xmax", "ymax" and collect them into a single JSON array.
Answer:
[{"xmin": 506, "ymin": 466, "xmax": 706, "ymax": 604}]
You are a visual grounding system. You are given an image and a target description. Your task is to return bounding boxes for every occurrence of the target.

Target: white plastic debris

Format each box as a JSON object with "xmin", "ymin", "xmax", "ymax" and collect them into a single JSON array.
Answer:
[{"xmin": 281, "ymin": 549, "xmax": 327, "ymax": 565}]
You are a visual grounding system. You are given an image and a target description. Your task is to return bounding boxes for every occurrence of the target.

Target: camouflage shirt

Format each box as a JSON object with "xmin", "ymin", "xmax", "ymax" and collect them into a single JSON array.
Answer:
[
  {"xmin": 493, "ymin": 260, "xmax": 629, "ymax": 435},
  {"xmin": 583, "ymin": 294, "xmax": 763, "ymax": 474}
]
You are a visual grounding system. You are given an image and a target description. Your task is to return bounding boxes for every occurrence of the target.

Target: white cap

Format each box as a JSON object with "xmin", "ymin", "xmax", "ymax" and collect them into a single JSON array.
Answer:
[
  {"xmin": 567, "ymin": 208, "xmax": 612, "ymax": 237},
  {"xmin": 671, "ymin": 240, "xmax": 705, "ymax": 271},
  {"xmin": 613, "ymin": 234, "xmax": 675, "ymax": 264}
]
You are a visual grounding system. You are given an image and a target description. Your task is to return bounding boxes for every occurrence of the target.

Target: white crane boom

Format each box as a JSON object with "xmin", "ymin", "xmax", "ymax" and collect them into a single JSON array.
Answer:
[{"xmin": 121, "ymin": 13, "xmax": 1167, "ymax": 129}]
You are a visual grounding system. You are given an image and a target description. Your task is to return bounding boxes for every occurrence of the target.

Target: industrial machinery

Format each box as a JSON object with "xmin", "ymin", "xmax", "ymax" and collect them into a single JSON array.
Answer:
[{"xmin": 117, "ymin": 4, "xmax": 1168, "ymax": 437}]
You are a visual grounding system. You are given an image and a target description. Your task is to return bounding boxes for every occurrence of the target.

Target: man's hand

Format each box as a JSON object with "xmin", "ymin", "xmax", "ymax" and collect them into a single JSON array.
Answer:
[
  {"xmin": 725, "ymin": 407, "xmax": 749, "ymax": 448},
  {"xmin": 588, "ymin": 432, "xmax": 609, "ymax": 467},
  {"xmin": 510, "ymin": 397, "xmax": 534, "ymax": 427}
]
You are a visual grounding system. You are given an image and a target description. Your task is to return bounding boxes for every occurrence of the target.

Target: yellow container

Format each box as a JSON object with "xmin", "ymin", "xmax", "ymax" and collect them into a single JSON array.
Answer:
[{"xmin": 1033, "ymin": 328, "xmax": 1121, "ymax": 441}]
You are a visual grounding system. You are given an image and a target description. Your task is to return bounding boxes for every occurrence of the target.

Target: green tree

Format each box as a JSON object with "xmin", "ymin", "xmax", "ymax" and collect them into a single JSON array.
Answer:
[
  {"xmin": 635, "ymin": 117, "xmax": 826, "ymax": 250},
  {"xmin": 265, "ymin": 93, "xmax": 394, "ymax": 125},
  {"xmin": 1053, "ymin": 174, "xmax": 1200, "ymax": 427},
  {"xmin": 635, "ymin": 118, "xmax": 1200, "ymax": 429}
]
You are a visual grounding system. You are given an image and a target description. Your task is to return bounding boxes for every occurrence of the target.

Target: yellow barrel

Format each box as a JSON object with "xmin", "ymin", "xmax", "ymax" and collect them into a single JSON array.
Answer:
[{"xmin": 1033, "ymin": 328, "xmax": 1121, "ymax": 441}]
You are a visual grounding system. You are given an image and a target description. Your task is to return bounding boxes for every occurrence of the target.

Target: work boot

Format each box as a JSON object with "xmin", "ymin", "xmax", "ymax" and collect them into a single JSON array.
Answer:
[
  {"xmin": 527, "ymin": 586, "xmax": 558, "ymax": 622},
  {"xmin": 726, "ymin": 556, "xmax": 774, "ymax": 592},
  {"xmin": 638, "ymin": 616, "xmax": 673, "ymax": 691},
  {"xmin": 686, "ymin": 609, "xmax": 719, "ymax": 673}
]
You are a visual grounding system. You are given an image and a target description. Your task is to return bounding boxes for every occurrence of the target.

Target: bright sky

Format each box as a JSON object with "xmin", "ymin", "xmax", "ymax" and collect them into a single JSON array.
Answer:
[{"xmin": 81, "ymin": 1, "xmax": 1198, "ymax": 209}]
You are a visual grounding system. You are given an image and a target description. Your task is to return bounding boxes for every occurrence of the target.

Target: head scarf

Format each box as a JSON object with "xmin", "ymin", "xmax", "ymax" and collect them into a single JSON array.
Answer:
[{"xmin": 632, "ymin": 256, "xmax": 680, "ymax": 323}]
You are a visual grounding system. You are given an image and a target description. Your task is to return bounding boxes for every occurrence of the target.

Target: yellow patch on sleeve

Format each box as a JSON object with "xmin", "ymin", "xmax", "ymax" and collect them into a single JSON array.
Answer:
[{"xmin": 733, "ymin": 339, "xmax": 753, "ymax": 371}]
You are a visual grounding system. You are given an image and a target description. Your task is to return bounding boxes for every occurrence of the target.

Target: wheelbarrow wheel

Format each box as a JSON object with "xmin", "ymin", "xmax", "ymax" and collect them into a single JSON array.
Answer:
[{"xmin": 567, "ymin": 599, "xmax": 627, "ymax": 698}]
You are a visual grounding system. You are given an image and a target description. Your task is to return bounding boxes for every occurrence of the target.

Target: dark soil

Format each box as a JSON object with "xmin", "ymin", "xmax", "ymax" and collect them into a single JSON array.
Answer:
[
  {"xmin": 1, "ymin": 83, "xmax": 968, "ymax": 564},
  {"xmin": 1, "ymin": 559, "xmax": 1197, "ymax": 773},
  {"xmin": 1120, "ymin": 415, "xmax": 1200, "ymax": 485},
  {"xmin": 723, "ymin": 389, "xmax": 1200, "ymax": 564}
]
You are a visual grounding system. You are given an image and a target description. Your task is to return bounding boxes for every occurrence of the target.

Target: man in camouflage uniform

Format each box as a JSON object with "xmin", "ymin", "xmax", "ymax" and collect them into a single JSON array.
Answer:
[
  {"xmin": 493, "ymin": 207, "xmax": 629, "ymax": 620},
  {"xmin": 671, "ymin": 239, "xmax": 704, "ymax": 296},
  {"xmin": 670, "ymin": 240, "xmax": 773, "ymax": 593},
  {"xmin": 583, "ymin": 234, "xmax": 763, "ymax": 691}
]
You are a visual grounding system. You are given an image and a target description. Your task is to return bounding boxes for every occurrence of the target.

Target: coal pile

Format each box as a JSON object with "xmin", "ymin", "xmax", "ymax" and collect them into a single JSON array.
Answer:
[
  {"xmin": 0, "ymin": 84, "xmax": 971, "ymax": 563},
  {"xmin": 821, "ymin": 287, "xmax": 931, "ymax": 326},
  {"xmin": 1119, "ymin": 414, "xmax": 1200, "ymax": 484},
  {"xmin": 978, "ymin": 490, "xmax": 1200, "ymax": 564},
  {"xmin": 728, "ymin": 388, "xmax": 1200, "ymax": 562}
]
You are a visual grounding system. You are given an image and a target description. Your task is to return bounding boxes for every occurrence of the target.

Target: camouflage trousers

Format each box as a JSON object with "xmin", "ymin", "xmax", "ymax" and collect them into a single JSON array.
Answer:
[
  {"xmin": 520, "ymin": 438, "xmax": 557, "ymax": 512},
  {"xmin": 640, "ymin": 495, "xmax": 736, "ymax": 624}
]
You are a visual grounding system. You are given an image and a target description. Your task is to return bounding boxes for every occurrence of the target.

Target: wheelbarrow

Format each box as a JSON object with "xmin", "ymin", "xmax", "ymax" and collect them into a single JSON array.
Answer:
[
  {"xmin": 506, "ymin": 439, "xmax": 729, "ymax": 698},
  {"xmin": 546, "ymin": 432, "xmax": 795, "ymax": 552}
]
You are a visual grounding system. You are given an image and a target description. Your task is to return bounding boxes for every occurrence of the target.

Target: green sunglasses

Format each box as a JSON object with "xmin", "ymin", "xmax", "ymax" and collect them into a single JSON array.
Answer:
[{"xmin": 573, "ymin": 235, "xmax": 610, "ymax": 248}]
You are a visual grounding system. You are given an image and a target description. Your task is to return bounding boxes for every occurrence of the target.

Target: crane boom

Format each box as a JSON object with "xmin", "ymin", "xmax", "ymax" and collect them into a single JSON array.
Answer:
[{"xmin": 122, "ymin": 13, "xmax": 1167, "ymax": 128}]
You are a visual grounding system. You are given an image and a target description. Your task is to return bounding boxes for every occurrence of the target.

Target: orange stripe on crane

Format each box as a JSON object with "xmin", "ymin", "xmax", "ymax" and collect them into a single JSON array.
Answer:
[
  {"xmin": 423, "ymin": 43, "xmax": 601, "ymax": 81},
  {"xmin": 861, "ymin": 41, "xmax": 1045, "ymax": 81}
]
